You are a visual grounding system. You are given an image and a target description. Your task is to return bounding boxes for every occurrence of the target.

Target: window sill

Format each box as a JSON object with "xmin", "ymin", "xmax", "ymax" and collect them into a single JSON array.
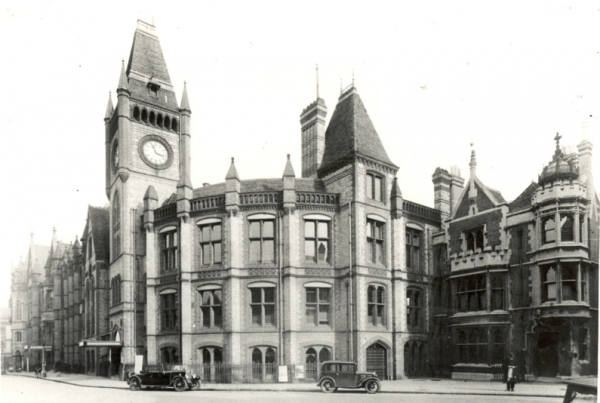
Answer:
[{"xmin": 198, "ymin": 265, "xmax": 222, "ymax": 270}]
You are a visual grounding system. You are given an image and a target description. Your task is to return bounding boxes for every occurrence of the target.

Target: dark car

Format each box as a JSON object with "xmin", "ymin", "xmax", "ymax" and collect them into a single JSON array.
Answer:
[
  {"xmin": 127, "ymin": 365, "xmax": 201, "ymax": 392},
  {"xmin": 317, "ymin": 361, "xmax": 381, "ymax": 394}
]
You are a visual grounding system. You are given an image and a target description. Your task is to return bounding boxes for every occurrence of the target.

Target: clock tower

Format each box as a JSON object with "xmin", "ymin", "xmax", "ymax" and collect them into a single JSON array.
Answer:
[{"xmin": 103, "ymin": 19, "xmax": 191, "ymax": 370}]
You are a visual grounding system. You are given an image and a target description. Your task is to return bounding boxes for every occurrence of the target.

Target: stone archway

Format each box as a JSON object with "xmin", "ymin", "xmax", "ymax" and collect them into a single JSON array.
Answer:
[{"xmin": 366, "ymin": 343, "xmax": 388, "ymax": 379}]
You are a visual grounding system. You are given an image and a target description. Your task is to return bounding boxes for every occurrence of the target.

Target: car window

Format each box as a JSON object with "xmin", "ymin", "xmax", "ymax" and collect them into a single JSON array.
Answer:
[{"xmin": 340, "ymin": 364, "xmax": 354, "ymax": 373}]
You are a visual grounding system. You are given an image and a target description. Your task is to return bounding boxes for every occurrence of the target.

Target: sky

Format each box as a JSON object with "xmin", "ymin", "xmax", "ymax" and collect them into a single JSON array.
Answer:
[{"xmin": 1, "ymin": 0, "xmax": 599, "ymax": 307}]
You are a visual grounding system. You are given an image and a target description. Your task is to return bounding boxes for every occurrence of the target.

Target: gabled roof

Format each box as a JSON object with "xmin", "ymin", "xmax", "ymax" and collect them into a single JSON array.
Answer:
[
  {"xmin": 318, "ymin": 87, "xmax": 397, "ymax": 174},
  {"xmin": 82, "ymin": 206, "xmax": 110, "ymax": 261},
  {"xmin": 509, "ymin": 182, "xmax": 538, "ymax": 212},
  {"xmin": 125, "ymin": 20, "xmax": 178, "ymax": 111},
  {"xmin": 452, "ymin": 176, "xmax": 507, "ymax": 219},
  {"xmin": 29, "ymin": 244, "xmax": 50, "ymax": 276}
]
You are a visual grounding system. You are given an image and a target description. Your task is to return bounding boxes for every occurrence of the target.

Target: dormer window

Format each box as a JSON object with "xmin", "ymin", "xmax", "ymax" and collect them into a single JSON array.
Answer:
[{"xmin": 147, "ymin": 81, "xmax": 161, "ymax": 98}]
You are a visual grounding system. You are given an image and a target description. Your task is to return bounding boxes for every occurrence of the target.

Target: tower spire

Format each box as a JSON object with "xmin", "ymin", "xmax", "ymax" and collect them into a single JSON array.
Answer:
[
  {"xmin": 117, "ymin": 59, "xmax": 128, "ymax": 90},
  {"xmin": 316, "ymin": 64, "xmax": 319, "ymax": 99},
  {"xmin": 180, "ymin": 81, "xmax": 191, "ymax": 111},
  {"xmin": 104, "ymin": 91, "xmax": 114, "ymax": 120}
]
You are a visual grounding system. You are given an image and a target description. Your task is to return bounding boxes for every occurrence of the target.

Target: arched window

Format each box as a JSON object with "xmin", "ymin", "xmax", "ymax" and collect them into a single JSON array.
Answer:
[
  {"xmin": 141, "ymin": 109, "xmax": 148, "ymax": 123},
  {"xmin": 133, "ymin": 106, "xmax": 140, "ymax": 120},
  {"xmin": 157, "ymin": 114, "xmax": 163, "ymax": 128},
  {"xmin": 149, "ymin": 111, "xmax": 156, "ymax": 125},
  {"xmin": 161, "ymin": 347, "xmax": 179, "ymax": 365},
  {"xmin": 542, "ymin": 216, "xmax": 556, "ymax": 244},
  {"xmin": 171, "ymin": 118, "xmax": 178, "ymax": 132},
  {"xmin": 368, "ymin": 285, "xmax": 386, "ymax": 326},
  {"xmin": 406, "ymin": 227, "xmax": 421, "ymax": 270},
  {"xmin": 305, "ymin": 347, "xmax": 331, "ymax": 379},
  {"xmin": 165, "ymin": 116, "xmax": 171, "ymax": 130}
]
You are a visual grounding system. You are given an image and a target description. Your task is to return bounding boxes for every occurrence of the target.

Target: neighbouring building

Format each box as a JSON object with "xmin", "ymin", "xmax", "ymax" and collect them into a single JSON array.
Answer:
[{"xmin": 8, "ymin": 19, "xmax": 598, "ymax": 381}]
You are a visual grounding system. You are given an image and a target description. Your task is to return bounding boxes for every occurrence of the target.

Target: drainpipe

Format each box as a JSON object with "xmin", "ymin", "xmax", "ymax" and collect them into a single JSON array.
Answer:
[
  {"xmin": 348, "ymin": 199, "xmax": 354, "ymax": 361},
  {"xmin": 278, "ymin": 214, "xmax": 284, "ymax": 364}
]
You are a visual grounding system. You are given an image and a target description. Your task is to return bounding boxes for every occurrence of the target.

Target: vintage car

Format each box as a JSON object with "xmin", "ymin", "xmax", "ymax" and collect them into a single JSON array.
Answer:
[
  {"xmin": 317, "ymin": 361, "xmax": 381, "ymax": 394},
  {"xmin": 127, "ymin": 365, "xmax": 201, "ymax": 392}
]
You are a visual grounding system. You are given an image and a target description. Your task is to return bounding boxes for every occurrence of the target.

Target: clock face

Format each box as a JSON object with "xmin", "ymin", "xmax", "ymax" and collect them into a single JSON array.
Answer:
[
  {"xmin": 138, "ymin": 135, "xmax": 173, "ymax": 169},
  {"xmin": 143, "ymin": 140, "xmax": 168, "ymax": 165}
]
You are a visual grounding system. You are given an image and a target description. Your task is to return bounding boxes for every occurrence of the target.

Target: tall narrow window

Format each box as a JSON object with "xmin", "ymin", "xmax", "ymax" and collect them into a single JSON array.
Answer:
[
  {"xmin": 161, "ymin": 230, "xmax": 178, "ymax": 272},
  {"xmin": 160, "ymin": 291, "xmax": 178, "ymax": 332},
  {"xmin": 199, "ymin": 221, "xmax": 222, "ymax": 266},
  {"xmin": 464, "ymin": 226, "xmax": 484, "ymax": 252},
  {"xmin": 16, "ymin": 301, "xmax": 21, "ymax": 320},
  {"xmin": 249, "ymin": 219, "xmax": 275, "ymax": 264},
  {"xmin": 491, "ymin": 328, "xmax": 505, "ymax": 364},
  {"xmin": 542, "ymin": 267, "xmax": 556, "ymax": 302},
  {"xmin": 305, "ymin": 287, "xmax": 330, "ymax": 325},
  {"xmin": 457, "ymin": 331, "xmax": 467, "ymax": 363},
  {"xmin": 161, "ymin": 347, "xmax": 179, "ymax": 365},
  {"xmin": 198, "ymin": 288, "xmax": 222, "ymax": 328},
  {"xmin": 112, "ymin": 193, "xmax": 121, "ymax": 259},
  {"xmin": 366, "ymin": 173, "xmax": 383, "ymax": 201},
  {"xmin": 560, "ymin": 214, "xmax": 574, "ymax": 242},
  {"xmin": 367, "ymin": 219, "xmax": 385, "ymax": 265},
  {"xmin": 579, "ymin": 328, "xmax": 588, "ymax": 361},
  {"xmin": 406, "ymin": 228, "xmax": 421, "ymax": 270},
  {"xmin": 542, "ymin": 216, "xmax": 556, "ymax": 244},
  {"xmin": 491, "ymin": 274, "xmax": 506, "ymax": 311},
  {"xmin": 581, "ymin": 267, "xmax": 588, "ymax": 302},
  {"xmin": 406, "ymin": 288, "xmax": 421, "ymax": 328},
  {"xmin": 15, "ymin": 331, "xmax": 22, "ymax": 342},
  {"xmin": 561, "ymin": 265, "xmax": 577, "ymax": 301},
  {"xmin": 368, "ymin": 285, "xmax": 386, "ymax": 326},
  {"xmin": 304, "ymin": 219, "xmax": 330, "ymax": 264},
  {"xmin": 250, "ymin": 286, "xmax": 276, "ymax": 326}
]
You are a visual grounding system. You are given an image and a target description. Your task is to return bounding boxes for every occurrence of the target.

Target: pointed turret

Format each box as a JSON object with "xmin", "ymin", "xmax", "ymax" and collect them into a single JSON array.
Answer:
[
  {"xmin": 225, "ymin": 158, "xmax": 241, "ymax": 215},
  {"xmin": 283, "ymin": 154, "xmax": 296, "ymax": 177},
  {"xmin": 117, "ymin": 60, "xmax": 128, "ymax": 91},
  {"xmin": 104, "ymin": 92, "xmax": 114, "ymax": 121},
  {"xmin": 391, "ymin": 177, "xmax": 403, "ymax": 218},
  {"xmin": 318, "ymin": 85, "xmax": 397, "ymax": 177},
  {"xmin": 72, "ymin": 236, "xmax": 81, "ymax": 256},
  {"xmin": 226, "ymin": 157, "xmax": 240, "ymax": 180},
  {"xmin": 180, "ymin": 81, "xmax": 191, "ymax": 112}
]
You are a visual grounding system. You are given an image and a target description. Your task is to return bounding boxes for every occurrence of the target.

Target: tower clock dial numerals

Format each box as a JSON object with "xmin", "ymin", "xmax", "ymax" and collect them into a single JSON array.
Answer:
[{"xmin": 143, "ymin": 141, "xmax": 168, "ymax": 165}]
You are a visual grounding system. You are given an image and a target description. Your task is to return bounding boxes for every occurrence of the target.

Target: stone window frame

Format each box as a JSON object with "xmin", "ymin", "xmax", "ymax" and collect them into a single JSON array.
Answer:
[
  {"xmin": 159, "ymin": 288, "xmax": 178, "ymax": 333},
  {"xmin": 304, "ymin": 281, "xmax": 333, "ymax": 327},
  {"xmin": 303, "ymin": 214, "xmax": 332, "ymax": 265},
  {"xmin": 111, "ymin": 274, "xmax": 122, "ymax": 306},
  {"xmin": 247, "ymin": 214, "xmax": 277, "ymax": 265},
  {"xmin": 455, "ymin": 273, "xmax": 487, "ymax": 312},
  {"xmin": 197, "ymin": 218, "xmax": 223, "ymax": 268},
  {"xmin": 197, "ymin": 284, "xmax": 223, "ymax": 329},
  {"xmin": 367, "ymin": 283, "xmax": 387, "ymax": 327},
  {"xmin": 15, "ymin": 331, "xmax": 22, "ymax": 342},
  {"xmin": 112, "ymin": 191, "xmax": 121, "ymax": 261},
  {"xmin": 406, "ymin": 287, "xmax": 422, "ymax": 329},
  {"xmin": 406, "ymin": 223, "xmax": 423, "ymax": 271},
  {"xmin": 542, "ymin": 215, "xmax": 556, "ymax": 244},
  {"xmin": 160, "ymin": 346, "xmax": 179, "ymax": 365},
  {"xmin": 456, "ymin": 328, "xmax": 487, "ymax": 364},
  {"xmin": 305, "ymin": 346, "xmax": 332, "ymax": 379},
  {"xmin": 366, "ymin": 170, "xmax": 385, "ymax": 203},
  {"xmin": 462, "ymin": 225, "xmax": 486, "ymax": 253},
  {"xmin": 248, "ymin": 282, "xmax": 277, "ymax": 328},
  {"xmin": 159, "ymin": 226, "xmax": 178, "ymax": 273},
  {"xmin": 366, "ymin": 214, "xmax": 386, "ymax": 266}
]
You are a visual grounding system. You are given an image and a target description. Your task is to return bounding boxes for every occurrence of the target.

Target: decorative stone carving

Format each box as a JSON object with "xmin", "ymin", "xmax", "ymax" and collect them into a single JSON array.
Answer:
[
  {"xmin": 249, "ymin": 268, "xmax": 278, "ymax": 276},
  {"xmin": 197, "ymin": 270, "xmax": 222, "ymax": 278}
]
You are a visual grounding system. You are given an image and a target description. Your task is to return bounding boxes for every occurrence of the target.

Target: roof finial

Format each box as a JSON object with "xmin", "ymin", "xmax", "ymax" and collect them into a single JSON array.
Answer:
[
  {"xmin": 316, "ymin": 64, "xmax": 319, "ymax": 99},
  {"xmin": 553, "ymin": 132, "xmax": 563, "ymax": 160}
]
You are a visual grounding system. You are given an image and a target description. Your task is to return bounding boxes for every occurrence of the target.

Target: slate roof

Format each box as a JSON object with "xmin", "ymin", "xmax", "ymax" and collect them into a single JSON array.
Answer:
[
  {"xmin": 29, "ymin": 245, "xmax": 50, "ymax": 275},
  {"xmin": 191, "ymin": 178, "xmax": 327, "ymax": 200},
  {"xmin": 125, "ymin": 20, "xmax": 179, "ymax": 111},
  {"xmin": 485, "ymin": 186, "xmax": 506, "ymax": 203},
  {"xmin": 509, "ymin": 182, "xmax": 538, "ymax": 212},
  {"xmin": 82, "ymin": 206, "xmax": 110, "ymax": 261},
  {"xmin": 318, "ymin": 87, "xmax": 397, "ymax": 174}
]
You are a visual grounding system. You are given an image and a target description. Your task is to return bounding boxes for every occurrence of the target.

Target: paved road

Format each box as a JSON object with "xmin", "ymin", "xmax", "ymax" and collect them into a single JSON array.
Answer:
[{"xmin": 1, "ymin": 376, "xmax": 565, "ymax": 403}]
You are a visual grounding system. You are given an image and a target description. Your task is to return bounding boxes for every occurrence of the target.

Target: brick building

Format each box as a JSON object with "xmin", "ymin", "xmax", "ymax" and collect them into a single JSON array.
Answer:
[{"xmin": 8, "ymin": 19, "xmax": 598, "ymax": 381}]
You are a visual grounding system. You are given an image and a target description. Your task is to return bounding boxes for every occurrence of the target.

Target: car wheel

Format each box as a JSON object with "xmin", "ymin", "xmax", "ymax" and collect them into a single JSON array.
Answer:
[
  {"xmin": 190, "ymin": 379, "xmax": 201, "ymax": 391},
  {"xmin": 173, "ymin": 378, "xmax": 187, "ymax": 392},
  {"xmin": 320, "ymin": 379, "xmax": 335, "ymax": 393},
  {"xmin": 364, "ymin": 379, "xmax": 380, "ymax": 394},
  {"xmin": 129, "ymin": 378, "xmax": 141, "ymax": 391}
]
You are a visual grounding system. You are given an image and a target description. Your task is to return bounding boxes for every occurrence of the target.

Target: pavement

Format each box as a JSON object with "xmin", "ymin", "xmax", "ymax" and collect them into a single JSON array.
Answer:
[{"xmin": 3, "ymin": 370, "xmax": 595, "ymax": 399}]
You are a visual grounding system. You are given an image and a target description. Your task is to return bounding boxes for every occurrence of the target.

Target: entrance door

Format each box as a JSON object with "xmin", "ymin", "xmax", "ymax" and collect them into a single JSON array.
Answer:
[
  {"xmin": 536, "ymin": 332, "xmax": 559, "ymax": 377},
  {"xmin": 366, "ymin": 343, "xmax": 387, "ymax": 379}
]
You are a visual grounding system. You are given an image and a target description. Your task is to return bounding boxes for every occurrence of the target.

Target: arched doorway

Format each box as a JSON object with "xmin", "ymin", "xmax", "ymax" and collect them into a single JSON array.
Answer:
[
  {"xmin": 404, "ymin": 341, "xmax": 428, "ymax": 377},
  {"xmin": 252, "ymin": 348, "xmax": 262, "ymax": 381},
  {"xmin": 305, "ymin": 347, "xmax": 331, "ymax": 380},
  {"xmin": 14, "ymin": 350, "xmax": 22, "ymax": 372},
  {"xmin": 366, "ymin": 343, "xmax": 387, "ymax": 379}
]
